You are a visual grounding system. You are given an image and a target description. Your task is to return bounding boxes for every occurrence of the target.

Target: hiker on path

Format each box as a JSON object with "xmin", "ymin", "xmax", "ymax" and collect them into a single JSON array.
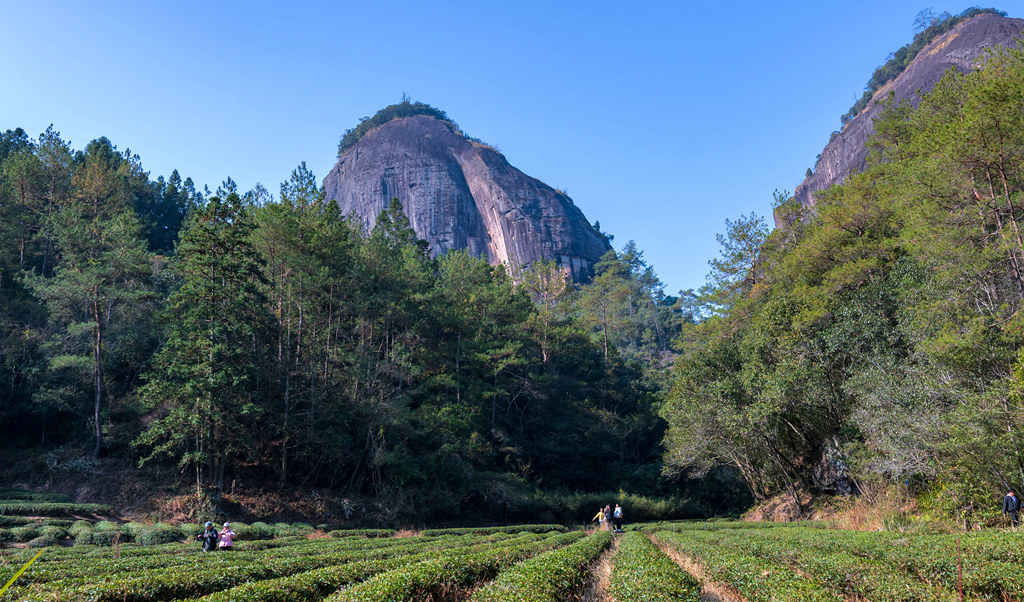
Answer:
[
  {"xmin": 603, "ymin": 504, "xmax": 612, "ymax": 531},
  {"xmin": 1005, "ymin": 490, "xmax": 1021, "ymax": 527},
  {"xmin": 218, "ymin": 522, "xmax": 236, "ymax": 550},
  {"xmin": 592, "ymin": 507, "xmax": 606, "ymax": 531},
  {"xmin": 197, "ymin": 521, "xmax": 219, "ymax": 552},
  {"xmin": 613, "ymin": 503, "xmax": 623, "ymax": 532}
]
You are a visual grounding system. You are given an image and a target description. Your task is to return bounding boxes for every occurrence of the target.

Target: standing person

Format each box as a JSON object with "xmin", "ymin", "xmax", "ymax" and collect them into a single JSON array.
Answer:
[
  {"xmin": 196, "ymin": 521, "xmax": 219, "ymax": 552},
  {"xmin": 592, "ymin": 507, "xmax": 605, "ymax": 531},
  {"xmin": 603, "ymin": 504, "xmax": 612, "ymax": 531},
  {"xmin": 218, "ymin": 522, "xmax": 236, "ymax": 550},
  {"xmin": 1005, "ymin": 490, "xmax": 1021, "ymax": 527},
  {"xmin": 613, "ymin": 503, "xmax": 623, "ymax": 532}
]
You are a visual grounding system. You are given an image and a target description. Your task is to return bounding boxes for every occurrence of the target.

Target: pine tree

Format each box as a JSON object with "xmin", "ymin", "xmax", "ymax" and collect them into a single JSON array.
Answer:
[{"xmin": 136, "ymin": 194, "xmax": 268, "ymax": 497}]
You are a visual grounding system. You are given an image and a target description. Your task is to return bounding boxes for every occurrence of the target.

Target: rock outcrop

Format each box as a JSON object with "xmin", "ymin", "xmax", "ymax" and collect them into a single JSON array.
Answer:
[
  {"xmin": 788, "ymin": 12, "xmax": 1024, "ymax": 218},
  {"xmin": 322, "ymin": 114, "xmax": 611, "ymax": 281}
]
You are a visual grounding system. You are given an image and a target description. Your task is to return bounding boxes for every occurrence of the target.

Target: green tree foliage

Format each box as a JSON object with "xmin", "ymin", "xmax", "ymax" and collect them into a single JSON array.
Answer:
[
  {"xmin": 136, "ymin": 194, "xmax": 268, "ymax": 495},
  {"xmin": 663, "ymin": 45, "xmax": 1024, "ymax": 522},
  {"xmin": 1, "ymin": 130, "xmax": 725, "ymax": 520},
  {"xmin": 338, "ymin": 100, "xmax": 455, "ymax": 157},
  {"xmin": 24, "ymin": 137, "xmax": 154, "ymax": 457}
]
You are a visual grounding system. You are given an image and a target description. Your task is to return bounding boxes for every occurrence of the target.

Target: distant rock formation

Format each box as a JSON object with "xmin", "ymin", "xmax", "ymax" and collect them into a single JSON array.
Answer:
[
  {"xmin": 322, "ymin": 113, "xmax": 611, "ymax": 282},
  {"xmin": 787, "ymin": 12, "xmax": 1024, "ymax": 221}
]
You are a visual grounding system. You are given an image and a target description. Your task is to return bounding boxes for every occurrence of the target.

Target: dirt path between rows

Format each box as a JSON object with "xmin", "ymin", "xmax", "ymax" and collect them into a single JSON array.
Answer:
[
  {"xmin": 651, "ymin": 534, "xmax": 746, "ymax": 602},
  {"xmin": 580, "ymin": 535, "xmax": 619, "ymax": 601}
]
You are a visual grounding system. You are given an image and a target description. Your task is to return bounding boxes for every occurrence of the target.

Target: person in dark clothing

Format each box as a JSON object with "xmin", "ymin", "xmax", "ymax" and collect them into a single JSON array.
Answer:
[
  {"xmin": 1005, "ymin": 490, "xmax": 1021, "ymax": 527},
  {"xmin": 197, "ymin": 521, "xmax": 220, "ymax": 552},
  {"xmin": 612, "ymin": 503, "xmax": 623, "ymax": 532}
]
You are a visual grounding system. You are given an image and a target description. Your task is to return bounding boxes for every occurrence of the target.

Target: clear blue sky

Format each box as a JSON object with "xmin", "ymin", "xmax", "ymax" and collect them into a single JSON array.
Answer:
[{"xmin": 2, "ymin": 1, "xmax": 1014, "ymax": 294}]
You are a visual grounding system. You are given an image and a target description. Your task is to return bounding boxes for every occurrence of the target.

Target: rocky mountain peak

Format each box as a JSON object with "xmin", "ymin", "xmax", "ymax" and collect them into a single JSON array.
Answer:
[
  {"xmin": 322, "ymin": 107, "xmax": 611, "ymax": 281},
  {"xmin": 785, "ymin": 11, "xmax": 1024, "ymax": 222}
]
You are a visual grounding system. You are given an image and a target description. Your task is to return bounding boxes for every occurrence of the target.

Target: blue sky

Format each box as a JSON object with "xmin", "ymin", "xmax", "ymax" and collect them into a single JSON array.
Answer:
[{"xmin": 1, "ymin": 1, "xmax": 1015, "ymax": 294}]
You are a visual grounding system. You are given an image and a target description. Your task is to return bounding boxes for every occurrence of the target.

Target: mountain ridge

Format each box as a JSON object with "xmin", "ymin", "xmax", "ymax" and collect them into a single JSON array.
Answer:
[{"xmin": 785, "ymin": 11, "xmax": 1024, "ymax": 220}]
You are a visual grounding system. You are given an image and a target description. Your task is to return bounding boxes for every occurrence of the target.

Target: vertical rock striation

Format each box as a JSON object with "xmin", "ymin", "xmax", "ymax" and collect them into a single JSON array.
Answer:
[{"xmin": 322, "ymin": 114, "xmax": 611, "ymax": 281}]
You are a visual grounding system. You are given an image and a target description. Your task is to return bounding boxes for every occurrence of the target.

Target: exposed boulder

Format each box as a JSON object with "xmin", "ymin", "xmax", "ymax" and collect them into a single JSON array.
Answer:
[{"xmin": 322, "ymin": 113, "xmax": 611, "ymax": 281}]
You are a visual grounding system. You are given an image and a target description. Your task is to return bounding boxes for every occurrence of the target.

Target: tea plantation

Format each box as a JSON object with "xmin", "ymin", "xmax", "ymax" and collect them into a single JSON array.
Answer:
[{"xmin": 2, "ymin": 489, "xmax": 1023, "ymax": 600}]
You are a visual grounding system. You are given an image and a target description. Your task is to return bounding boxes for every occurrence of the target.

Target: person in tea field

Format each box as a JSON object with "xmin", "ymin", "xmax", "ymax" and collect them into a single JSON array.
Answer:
[
  {"xmin": 218, "ymin": 522, "xmax": 236, "ymax": 550},
  {"xmin": 197, "ymin": 521, "xmax": 220, "ymax": 552},
  {"xmin": 592, "ymin": 507, "xmax": 606, "ymax": 531},
  {"xmin": 1004, "ymin": 489, "xmax": 1021, "ymax": 527},
  {"xmin": 603, "ymin": 504, "xmax": 613, "ymax": 531},
  {"xmin": 612, "ymin": 503, "xmax": 623, "ymax": 532}
]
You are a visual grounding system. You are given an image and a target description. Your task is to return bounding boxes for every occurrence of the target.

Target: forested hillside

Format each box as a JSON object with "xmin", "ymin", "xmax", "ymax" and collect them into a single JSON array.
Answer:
[
  {"xmin": 0, "ymin": 130, "xmax": 705, "ymax": 523},
  {"xmin": 663, "ymin": 45, "xmax": 1024, "ymax": 525}
]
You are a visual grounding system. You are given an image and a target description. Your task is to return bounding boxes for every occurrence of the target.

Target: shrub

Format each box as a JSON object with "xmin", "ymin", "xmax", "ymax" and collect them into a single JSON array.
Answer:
[
  {"xmin": 273, "ymin": 522, "xmax": 314, "ymax": 537},
  {"xmin": 0, "ymin": 515, "xmax": 36, "ymax": 527},
  {"xmin": 11, "ymin": 525, "xmax": 41, "ymax": 542},
  {"xmin": 0, "ymin": 501, "xmax": 112, "ymax": 516},
  {"xmin": 136, "ymin": 524, "xmax": 181, "ymax": 545},
  {"xmin": 69, "ymin": 520, "xmax": 92, "ymax": 539},
  {"xmin": 238, "ymin": 521, "xmax": 276, "ymax": 540},
  {"xmin": 327, "ymin": 528, "xmax": 395, "ymax": 539},
  {"xmin": 76, "ymin": 529, "xmax": 123, "ymax": 546},
  {"xmin": 178, "ymin": 522, "xmax": 203, "ymax": 539},
  {"xmin": 39, "ymin": 525, "xmax": 68, "ymax": 540},
  {"xmin": 28, "ymin": 534, "xmax": 61, "ymax": 548}
]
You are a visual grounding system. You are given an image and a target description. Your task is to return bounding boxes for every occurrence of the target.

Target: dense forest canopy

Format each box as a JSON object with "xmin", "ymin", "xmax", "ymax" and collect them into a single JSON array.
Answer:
[
  {"xmin": 0, "ymin": 129, "xmax": 711, "ymax": 522},
  {"xmin": 664, "ymin": 43, "xmax": 1024, "ymax": 525}
]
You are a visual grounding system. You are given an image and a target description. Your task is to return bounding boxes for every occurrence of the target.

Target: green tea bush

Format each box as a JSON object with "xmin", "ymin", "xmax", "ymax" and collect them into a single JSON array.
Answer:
[
  {"xmin": 419, "ymin": 524, "xmax": 567, "ymax": 537},
  {"xmin": 327, "ymin": 528, "xmax": 395, "ymax": 538},
  {"xmin": 178, "ymin": 522, "xmax": 203, "ymax": 539},
  {"xmin": 39, "ymin": 525, "xmax": 68, "ymax": 540},
  {"xmin": 28, "ymin": 534, "xmax": 61, "ymax": 548},
  {"xmin": 11, "ymin": 525, "xmax": 41, "ymax": 542},
  {"xmin": 327, "ymin": 531, "xmax": 582, "ymax": 601},
  {"xmin": 607, "ymin": 531, "xmax": 702, "ymax": 602},
  {"xmin": 0, "ymin": 515, "xmax": 36, "ymax": 527},
  {"xmin": 0, "ymin": 489, "xmax": 72, "ymax": 503},
  {"xmin": 76, "ymin": 529, "xmax": 123, "ymax": 546},
  {"xmin": 135, "ymin": 524, "xmax": 181, "ymax": 546},
  {"xmin": 272, "ymin": 522, "xmax": 314, "ymax": 537},
  {"xmin": 41, "ymin": 518, "xmax": 73, "ymax": 528},
  {"xmin": 0, "ymin": 501, "xmax": 112, "ymax": 516},
  {"xmin": 656, "ymin": 530, "xmax": 842, "ymax": 602},
  {"xmin": 238, "ymin": 521, "xmax": 276, "ymax": 540},
  {"xmin": 69, "ymin": 520, "xmax": 92, "ymax": 539}
]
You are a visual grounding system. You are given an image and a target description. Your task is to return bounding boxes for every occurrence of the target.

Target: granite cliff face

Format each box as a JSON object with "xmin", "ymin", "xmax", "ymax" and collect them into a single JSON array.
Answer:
[
  {"xmin": 322, "ymin": 114, "xmax": 611, "ymax": 281},
  {"xmin": 789, "ymin": 13, "xmax": 1024, "ymax": 218}
]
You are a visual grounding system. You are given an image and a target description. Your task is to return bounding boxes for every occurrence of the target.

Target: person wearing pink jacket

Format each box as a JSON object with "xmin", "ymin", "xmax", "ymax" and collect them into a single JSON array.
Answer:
[{"xmin": 218, "ymin": 523, "xmax": 236, "ymax": 550}]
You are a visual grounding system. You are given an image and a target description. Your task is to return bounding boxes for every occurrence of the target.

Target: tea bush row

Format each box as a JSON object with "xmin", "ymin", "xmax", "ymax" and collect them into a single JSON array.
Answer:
[
  {"xmin": 654, "ymin": 530, "xmax": 842, "ymax": 602},
  {"xmin": 684, "ymin": 527, "xmax": 956, "ymax": 601},
  {"xmin": 469, "ymin": 531, "xmax": 611, "ymax": 601},
  {"xmin": 418, "ymin": 524, "xmax": 567, "ymax": 537},
  {"xmin": 0, "ymin": 502, "xmax": 112, "ymax": 516},
  {"xmin": 326, "ymin": 531, "xmax": 583, "ymax": 601},
  {"xmin": 607, "ymin": 531, "xmax": 702, "ymax": 602},
  {"xmin": 188, "ymin": 536, "xmax": 510, "ymax": 602},
  {"xmin": 5, "ymin": 531, "xmax": 518, "ymax": 598}
]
